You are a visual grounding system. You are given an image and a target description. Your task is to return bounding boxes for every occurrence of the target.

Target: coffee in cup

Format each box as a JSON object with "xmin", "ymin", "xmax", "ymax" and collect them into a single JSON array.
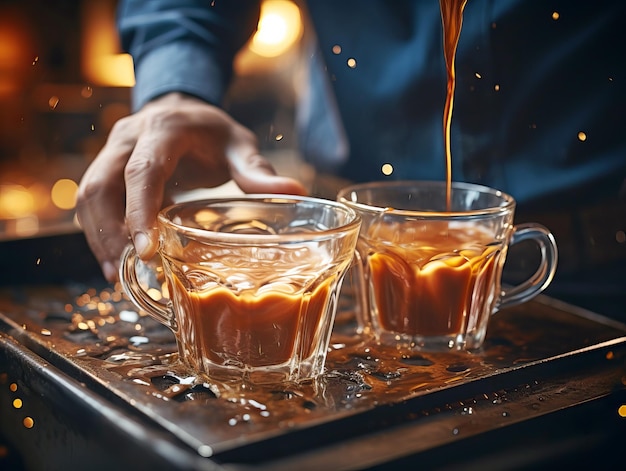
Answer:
[
  {"xmin": 120, "ymin": 195, "xmax": 361, "ymax": 384},
  {"xmin": 338, "ymin": 180, "xmax": 558, "ymax": 351}
]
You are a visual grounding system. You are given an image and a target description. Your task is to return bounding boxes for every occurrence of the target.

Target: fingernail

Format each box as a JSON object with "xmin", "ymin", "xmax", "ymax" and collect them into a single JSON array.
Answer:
[
  {"xmin": 102, "ymin": 261, "xmax": 118, "ymax": 282},
  {"xmin": 134, "ymin": 232, "xmax": 151, "ymax": 258}
]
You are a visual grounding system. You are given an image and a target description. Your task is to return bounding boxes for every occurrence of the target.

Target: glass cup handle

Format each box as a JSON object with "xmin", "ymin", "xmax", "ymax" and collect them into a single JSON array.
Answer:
[
  {"xmin": 348, "ymin": 250, "xmax": 371, "ymax": 335},
  {"xmin": 497, "ymin": 223, "xmax": 558, "ymax": 311},
  {"xmin": 119, "ymin": 244, "xmax": 177, "ymax": 331}
]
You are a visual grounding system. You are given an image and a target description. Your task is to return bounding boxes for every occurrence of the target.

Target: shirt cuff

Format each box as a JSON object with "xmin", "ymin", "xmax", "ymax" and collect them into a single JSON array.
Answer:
[{"xmin": 131, "ymin": 39, "xmax": 227, "ymax": 112}]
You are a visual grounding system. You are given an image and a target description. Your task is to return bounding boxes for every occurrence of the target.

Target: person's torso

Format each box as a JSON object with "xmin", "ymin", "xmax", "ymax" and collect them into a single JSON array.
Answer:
[{"xmin": 300, "ymin": 0, "xmax": 626, "ymax": 205}]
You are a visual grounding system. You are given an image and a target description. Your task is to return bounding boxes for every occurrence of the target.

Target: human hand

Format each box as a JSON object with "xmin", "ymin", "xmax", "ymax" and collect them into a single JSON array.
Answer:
[{"xmin": 76, "ymin": 93, "xmax": 307, "ymax": 282}]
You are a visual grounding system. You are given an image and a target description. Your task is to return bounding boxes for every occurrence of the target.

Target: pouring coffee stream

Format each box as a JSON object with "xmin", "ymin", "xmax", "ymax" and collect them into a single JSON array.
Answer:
[
  {"xmin": 440, "ymin": 0, "xmax": 468, "ymax": 211},
  {"xmin": 336, "ymin": 2, "xmax": 557, "ymax": 353}
]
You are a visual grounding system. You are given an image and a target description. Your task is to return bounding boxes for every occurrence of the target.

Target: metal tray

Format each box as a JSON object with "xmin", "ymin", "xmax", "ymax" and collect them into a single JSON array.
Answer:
[{"xmin": 1, "ymin": 232, "xmax": 625, "ymax": 470}]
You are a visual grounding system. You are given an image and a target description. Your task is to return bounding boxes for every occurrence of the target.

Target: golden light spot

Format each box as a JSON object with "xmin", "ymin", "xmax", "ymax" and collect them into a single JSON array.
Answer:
[
  {"xmin": 275, "ymin": 134, "xmax": 283, "ymax": 141},
  {"xmin": 147, "ymin": 288, "xmax": 162, "ymax": 301},
  {"xmin": 475, "ymin": 72, "xmax": 482, "ymax": 79},
  {"xmin": 51, "ymin": 178, "xmax": 78, "ymax": 210},
  {"xmin": 9, "ymin": 383, "xmax": 17, "ymax": 392},
  {"xmin": 618, "ymin": 405, "xmax": 626, "ymax": 418},
  {"xmin": 48, "ymin": 96, "xmax": 59, "ymax": 110},
  {"xmin": 347, "ymin": 58, "xmax": 357, "ymax": 68},
  {"xmin": 23, "ymin": 417, "xmax": 34, "ymax": 429},
  {"xmin": 81, "ymin": 1, "xmax": 135, "ymax": 86},
  {"xmin": 81, "ymin": 86, "xmax": 93, "ymax": 98},
  {"xmin": 332, "ymin": 44, "xmax": 342, "ymax": 54},
  {"xmin": 552, "ymin": 11, "xmax": 560, "ymax": 20},
  {"xmin": 250, "ymin": 0, "xmax": 302, "ymax": 58},
  {"xmin": 381, "ymin": 163, "xmax": 394, "ymax": 176},
  {"xmin": 494, "ymin": 84, "xmax": 500, "ymax": 91},
  {"xmin": 616, "ymin": 231, "xmax": 625, "ymax": 244},
  {"xmin": 77, "ymin": 322, "xmax": 89, "ymax": 330},
  {"xmin": 40, "ymin": 329, "xmax": 51, "ymax": 336},
  {"xmin": 606, "ymin": 351, "xmax": 615, "ymax": 360},
  {"xmin": 97, "ymin": 302, "xmax": 112, "ymax": 315},
  {"xmin": 0, "ymin": 185, "xmax": 36, "ymax": 218},
  {"xmin": 577, "ymin": 131, "xmax": 587, "ymax": 142},
  {"xmin": 13, "ymin": 398, "xmax": 22, "ymax": 409}
]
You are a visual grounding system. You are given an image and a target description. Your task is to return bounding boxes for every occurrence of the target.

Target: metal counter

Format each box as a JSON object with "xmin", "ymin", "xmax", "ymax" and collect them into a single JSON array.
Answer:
[{"xmin": 1, "ymin": 232, "xmax": 625, "ymax": 470}]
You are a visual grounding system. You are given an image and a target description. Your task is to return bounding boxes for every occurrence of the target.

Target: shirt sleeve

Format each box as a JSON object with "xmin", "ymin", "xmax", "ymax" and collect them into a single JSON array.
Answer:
[{"xmin": 117, "ymin": 0, "xmax": 261, "ymax": 111}]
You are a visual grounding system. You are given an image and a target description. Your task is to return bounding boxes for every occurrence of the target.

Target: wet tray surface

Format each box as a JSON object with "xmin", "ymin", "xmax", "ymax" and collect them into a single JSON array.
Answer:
[{"xmin": 1, "ymin": 233, "xmax": 625, "ymax": 469}]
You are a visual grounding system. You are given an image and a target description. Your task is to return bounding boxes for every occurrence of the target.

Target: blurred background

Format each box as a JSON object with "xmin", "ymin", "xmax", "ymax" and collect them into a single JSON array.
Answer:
[{"xmin": 0, "ymin": 0, "xmax": 309, "ymax": 240}]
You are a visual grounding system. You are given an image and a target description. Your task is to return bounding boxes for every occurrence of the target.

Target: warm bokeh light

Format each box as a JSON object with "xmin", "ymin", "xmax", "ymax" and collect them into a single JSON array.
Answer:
[
  {"xmin": 0, "ymin": 7, "xmax": 34, "ymax": 96},
  {"xmin": 381, "ymin": 163, "xmax": 394, "ymax": 176},
  {"xmin": 81, "ymin": 0, "xmax": 135, "ymax": 86},
  {"xmin": 147, "ymin": 288, "xmax": 163, "ymax": 302},
  {"xmin": 51, "ymin": 178, "xmax": 78, "ymax": 210},
  {"xmin": 0, "ymin": 25, "xmax": 23, "ymax": 66},
  {"xmin": 88, "ymin": 54, "xmax": 135, "ymax": 87},
  {"xmin": 0, "ymin": 185, "xmax": 35, "ymax": 219},
  {"xmin": 250, "ymin": 0, "xmax": 302, "ymax": 58}
]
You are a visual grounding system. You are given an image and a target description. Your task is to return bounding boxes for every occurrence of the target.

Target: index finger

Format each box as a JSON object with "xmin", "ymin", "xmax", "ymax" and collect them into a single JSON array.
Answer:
[{"xmin": 123, "ymin": 131, "xmax": 183, "ymax": 260}]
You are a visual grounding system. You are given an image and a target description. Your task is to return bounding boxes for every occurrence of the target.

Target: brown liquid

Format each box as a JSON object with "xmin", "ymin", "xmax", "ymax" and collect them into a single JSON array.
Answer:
[
  {"xmin": 364, "ymin": 224, "xmax": 503, "ymax": 337},
  {"xmin": 168, "ymin": 273, "xmax": 334, "ymax": 370},
  {"xmin": 361, "ymin": 1, "xmax": 487, "ymax": 340},
  {"xmin": 440, "ymin": 0, "xmax": 468, "ymax": 210}
]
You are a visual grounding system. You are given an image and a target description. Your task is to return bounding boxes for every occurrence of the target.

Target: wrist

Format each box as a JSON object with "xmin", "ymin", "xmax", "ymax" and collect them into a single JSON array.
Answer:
[{"xmin": 143, "ymin": 92, "xmax": 209, "ymax": 110}]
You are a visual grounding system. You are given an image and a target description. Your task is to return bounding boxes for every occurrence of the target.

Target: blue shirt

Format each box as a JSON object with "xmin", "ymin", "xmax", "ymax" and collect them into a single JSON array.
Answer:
[{"xmin": 118, "ymin": 0, "xmax": 626, "ymax": 206}]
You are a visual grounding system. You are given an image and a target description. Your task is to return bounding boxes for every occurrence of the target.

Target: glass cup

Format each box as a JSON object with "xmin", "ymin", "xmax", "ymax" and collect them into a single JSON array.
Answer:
[
  {"xmin": 119, "ymin": 195, "xmax": 361, "ymax": 384},
  {"xmin": 337, "ymin": 180, "xmax": 558, "ymax": 351}
]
